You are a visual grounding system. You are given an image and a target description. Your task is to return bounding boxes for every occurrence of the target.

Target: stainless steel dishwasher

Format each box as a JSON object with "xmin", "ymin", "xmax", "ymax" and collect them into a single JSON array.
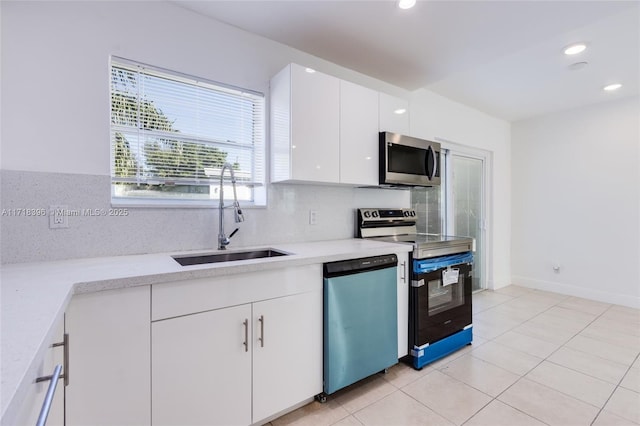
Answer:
[{"xmin": 318, "ymin": 254, "xmax": 398, "ymax": 401}]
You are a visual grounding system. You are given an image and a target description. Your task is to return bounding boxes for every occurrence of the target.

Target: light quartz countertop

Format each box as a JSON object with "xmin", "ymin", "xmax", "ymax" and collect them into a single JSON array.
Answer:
[{"xmin": 0, "ymin": 238, "xmax": 411, "ymax": 422}]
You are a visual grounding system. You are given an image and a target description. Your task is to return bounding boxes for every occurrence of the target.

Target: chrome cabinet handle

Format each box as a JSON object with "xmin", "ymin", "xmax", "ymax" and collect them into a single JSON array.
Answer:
[
  {"xmin": 258, "ymin": 315, "xmax": 264, "ymax": 347},
  {"xmin": 243, "ymin": 319, "xmax": 249, "ymax": 352},
  {"xmin": 400, "ymin": 261, "xmax": 406, "ymax": 282},
  {"xmin": 37, "ymin": 333, "xmax": 69, "ymax": 386},
  {"xmin": 35, "ymin": 364, "xmax": 62, "ymax": 426}
]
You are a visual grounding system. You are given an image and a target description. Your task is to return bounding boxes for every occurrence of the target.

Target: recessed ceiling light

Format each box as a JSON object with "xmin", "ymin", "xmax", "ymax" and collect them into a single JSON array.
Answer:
[
  {"xmin": 305, "ymin": 67, "xmax": 316, "ymax": 74},
  {"xmin": 603, "ymin": 83, "xmax": 622, "ymax": 91},
  {"xmin": 398, "ymin": 0, "xmax": 416, "ymax": 10},
  {"xmin": 394, "ymin": 108, "xmax": 407, "ymax": 115},
  {"xmin": 568, "ymin": 61, "xmax": 588, "ymax": 71},
  {"xmin": 564, "ymin": 43, "xmax": 587, "ymax": 55}
]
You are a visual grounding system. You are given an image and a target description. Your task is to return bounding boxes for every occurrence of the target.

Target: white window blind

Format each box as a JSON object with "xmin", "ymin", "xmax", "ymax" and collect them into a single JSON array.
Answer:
[{"xmin": 110, "ymin": 57, "xmax": 265, "ymax": 205}]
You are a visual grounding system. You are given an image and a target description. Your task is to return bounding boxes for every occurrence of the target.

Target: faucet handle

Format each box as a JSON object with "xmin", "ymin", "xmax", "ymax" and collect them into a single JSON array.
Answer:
[
  {"xmin": 229, "ymin": 228, "xmax": 239, "ymax": 239},
  {"xmin": 234, "ymin": 202, "xmax": 245, "ymax": 223}
]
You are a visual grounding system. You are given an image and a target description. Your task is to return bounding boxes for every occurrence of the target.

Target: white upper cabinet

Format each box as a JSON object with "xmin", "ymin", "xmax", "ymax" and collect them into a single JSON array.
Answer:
[
  {"xmin": 379, "ymin": 92, "xmax": 410, "ymax": 135},
  {"xmin": 339, "ymin": 80, "xmax": 379, "ymax": 186},
  {"xmin": 271, "ymin": 63, "xmax": 410, "ymax": 186},
  {"xmin": 271, "ymin": 63, "xmax": 340, "ymax": 184}
]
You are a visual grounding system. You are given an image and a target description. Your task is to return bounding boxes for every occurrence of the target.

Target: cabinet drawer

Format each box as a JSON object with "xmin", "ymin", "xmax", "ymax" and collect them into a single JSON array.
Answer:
[{"xmin": 152, "ymin": 264, "xmax": 322, "ymax": 321}]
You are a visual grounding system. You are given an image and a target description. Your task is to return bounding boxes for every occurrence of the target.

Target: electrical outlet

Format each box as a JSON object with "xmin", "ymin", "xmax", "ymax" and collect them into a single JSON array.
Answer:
[
  {"xmin": 49, "ymin": 205, "xmax": 69, "ymax": 229},
  {"xmin": 309, "ymin": 210, "xmax": 318, "ymax": 225}
]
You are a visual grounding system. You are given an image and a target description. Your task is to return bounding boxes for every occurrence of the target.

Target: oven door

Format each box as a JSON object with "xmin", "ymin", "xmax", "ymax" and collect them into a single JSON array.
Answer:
[{"xmin": 409, "ymin": 261, "xmax": 472, "ymax": 347}]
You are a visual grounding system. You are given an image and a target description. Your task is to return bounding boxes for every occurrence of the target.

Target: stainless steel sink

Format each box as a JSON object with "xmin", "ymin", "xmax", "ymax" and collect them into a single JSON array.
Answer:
[{"xmin": 172, "ymin": 249, "xmax": 290, "ymax": 266}]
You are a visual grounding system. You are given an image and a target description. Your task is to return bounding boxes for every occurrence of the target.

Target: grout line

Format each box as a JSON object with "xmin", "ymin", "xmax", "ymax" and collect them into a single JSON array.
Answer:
[
  {"xmin": 270, "ymin": 287, "xmax": 639, "ymax": 425},
  {"xmin": 590, "ymin": 351, "xmax": 640, "ymax": 426}
]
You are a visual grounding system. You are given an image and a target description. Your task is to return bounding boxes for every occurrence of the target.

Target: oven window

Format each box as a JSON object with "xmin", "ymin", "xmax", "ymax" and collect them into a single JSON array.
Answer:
[{"xmin": 427, "ymin": 273, "xmax": 464, "ymax": 316}]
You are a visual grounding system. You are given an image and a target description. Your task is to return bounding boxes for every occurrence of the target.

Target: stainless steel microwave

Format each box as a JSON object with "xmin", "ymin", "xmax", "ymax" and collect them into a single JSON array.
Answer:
[{"xmin": 379, "ymin": 132, "xmax": 441, "ymax": 187}]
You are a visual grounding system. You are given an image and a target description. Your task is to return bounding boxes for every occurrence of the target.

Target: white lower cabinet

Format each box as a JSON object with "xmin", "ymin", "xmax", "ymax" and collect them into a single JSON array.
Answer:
[
  {"xmin": 65, "ymin": 286, "xmax": 151, "ymax": 426},
  {"xmin": 151, "ymin": 265, "xmax": 323, "ymax": 426},
  {"xmin": 396, "ymin": 251, "xmax": 410, "ymax": 358},
  {"xmin": 152, "ymin": 304, "xmax": 253, "ymax": 426},
  {"xmin": 11, "ymin": 317, "xmax": 64, "ymax": 426},
  {"xmin": 252, "ymin": 291, "xmax": 322, "ymax": 422}
]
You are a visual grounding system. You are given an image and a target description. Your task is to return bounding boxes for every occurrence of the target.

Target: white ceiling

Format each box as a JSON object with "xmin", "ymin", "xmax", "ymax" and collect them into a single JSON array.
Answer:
[{"xmin": 175, "ymin": 0, "xmax": 639, "ymax": 122}]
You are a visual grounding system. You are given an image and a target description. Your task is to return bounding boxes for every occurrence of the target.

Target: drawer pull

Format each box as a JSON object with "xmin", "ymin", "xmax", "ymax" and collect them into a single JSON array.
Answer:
[
  {"xmin": 258, "ymin": 315, "xmax": 265, "ymax": 347},
  {"xmin": 243, "ymin": 319, "xmax": 249, "ymax": 352},
  {"xmin": 36, "ymin": 333, "xmax": 69, "ymax": 386},
  {"xmin": 35, "ymin": 364, "xmax": 62, "ymax": 426}
]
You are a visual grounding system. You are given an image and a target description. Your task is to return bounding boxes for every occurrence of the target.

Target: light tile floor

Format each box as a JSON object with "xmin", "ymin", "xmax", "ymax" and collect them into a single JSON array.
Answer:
[{"xmin": 267, "ymin": 286, "xmax": 640, "ymax": 426}]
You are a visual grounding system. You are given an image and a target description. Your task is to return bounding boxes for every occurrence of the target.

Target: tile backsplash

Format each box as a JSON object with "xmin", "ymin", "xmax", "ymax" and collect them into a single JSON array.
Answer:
[
  {"xmin": 411, "ymin": 186, "xmax": 443, "ymax": 234},
  {"xmin": 0, "ymin": 170, "xmax": 412, "ymax": 264}
]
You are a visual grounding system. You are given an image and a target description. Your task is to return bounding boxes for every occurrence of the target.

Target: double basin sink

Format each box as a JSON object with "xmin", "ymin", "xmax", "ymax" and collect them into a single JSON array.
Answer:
[{"xmin": 172, "ymin": 248, "xmax": 290, "ymax": 266}]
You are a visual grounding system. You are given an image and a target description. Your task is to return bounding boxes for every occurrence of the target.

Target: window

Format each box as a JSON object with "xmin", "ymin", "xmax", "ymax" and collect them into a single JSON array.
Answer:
[{"xmin": 110, "ymin": 57, "xmax": 266, "ymax": 206}]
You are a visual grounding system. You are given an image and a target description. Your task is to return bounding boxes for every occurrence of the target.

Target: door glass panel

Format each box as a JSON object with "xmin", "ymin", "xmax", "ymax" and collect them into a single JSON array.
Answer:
[
  {"xmin": 451, "ymin": 155, "xmax": 483, "ymax": 291},
  {"xmin": 410, "ymin": 186, "xmax": 442, "ymax": 235}
]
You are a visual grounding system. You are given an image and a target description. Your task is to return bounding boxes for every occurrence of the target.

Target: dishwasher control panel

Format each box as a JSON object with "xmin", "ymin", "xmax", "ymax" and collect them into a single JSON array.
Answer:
[{"xmin": 323, "ymin": 254, "xmax": 397, "ymax": 277}]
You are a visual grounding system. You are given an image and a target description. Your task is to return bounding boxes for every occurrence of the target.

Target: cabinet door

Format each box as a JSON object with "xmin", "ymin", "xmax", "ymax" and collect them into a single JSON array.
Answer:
[
  {"xmin": 65, "ymin": 286, "xmax": 150, "ymax": 426},
  {"xmin": 11, "ymin": 317, "xmax": 64, "ymax": 426},
  {"xmin": 396, "ymin": 251, "xmax": 410, "ymax": 358},
  {"xmin": 379, "ymin": 92, "xmax": 410, "ymax": 135},
  {"xmin": 41, "ymin": 318, "xmax": 64, "ymax": 426},
  {"xmin": 290, "ymin": 63, "xmax": 340, "ymax": 183},
  {"xmin": 252, "ymin": 290, "xmax": 322, "ymax": 423},
  {"xmin": 152, "ymin": 304, "xmax": 252, "ymax": 426},
  {"xmin": 339, "ymin": 80, "xmax": 379, "ymax": 186}
]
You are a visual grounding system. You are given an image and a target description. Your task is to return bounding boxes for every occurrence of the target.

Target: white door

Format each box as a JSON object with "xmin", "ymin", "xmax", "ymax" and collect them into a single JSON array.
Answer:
[
  {"xmin": 396, "ymin": 251, "xmax": 409, "ymax": 358},
  {"xmin": 65, "ymin": 286, "xmax": 150, "ymax": 426},
  {"xmin": 152, "ymin": 304, "xmax": 252, "ymax": 426},
  {"xmin": 252, "ymin": 291, "xmax": 323, "ymax": 423},
  {"xmin": 290, "ymin": 63, "xmax": 340, "ymax": 183},
  {"xmin": 378, "ymin": 93, "xmax": 409, "ymax": 134},
  {"xmin": 339, "ymin": 80, "xmax": 379, "ymax": 186}
]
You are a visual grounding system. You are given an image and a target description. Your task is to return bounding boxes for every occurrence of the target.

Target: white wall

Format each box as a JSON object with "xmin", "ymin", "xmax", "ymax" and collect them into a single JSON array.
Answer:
[
  {"xmin": 511, "ymin": 96, "xmax": 640, "ymax": 308},
  {"xmin": 409, "ymin": 90, "xmax": 512, "ymax": 290},
  {"xmin": 0, "ymin": 1, "xmax": 510, "ymax": 265},
  {"xmin": 0, "ymin": 1, "xmax": 408, "ymax": 175}
]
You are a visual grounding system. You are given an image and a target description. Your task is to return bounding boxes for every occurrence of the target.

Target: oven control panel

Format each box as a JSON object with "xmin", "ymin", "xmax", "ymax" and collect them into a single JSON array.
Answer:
[
  {"xmin": 358, "ymin": 208, "xmax": 416, "ymax": 222},
  {"xmin": 357, "ymin": 208, "xmax": 418, "ymax": 238}
]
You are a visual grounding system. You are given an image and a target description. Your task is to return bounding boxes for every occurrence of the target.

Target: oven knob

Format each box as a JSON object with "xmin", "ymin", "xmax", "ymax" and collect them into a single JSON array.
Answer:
[
  {"xmin": 372, "ymin": 211, "xmax": 379, "ymax": 218},
  {"xmin": 411, "ymin": 211, "xmax": 416, "ymax": 217},
  {"xmin": 404, "ymin": 211, "xmax": 409, "ymax": 217},
  {"xmin": 363, "ymin": 211, "xmax": 371, "ymax": 218}
]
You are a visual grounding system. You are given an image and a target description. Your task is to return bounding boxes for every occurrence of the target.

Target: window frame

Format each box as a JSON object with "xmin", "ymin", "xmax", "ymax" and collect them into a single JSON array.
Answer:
[{"xmin": 109, "ymin": 56, "xmax": 267, "ymax": 208}]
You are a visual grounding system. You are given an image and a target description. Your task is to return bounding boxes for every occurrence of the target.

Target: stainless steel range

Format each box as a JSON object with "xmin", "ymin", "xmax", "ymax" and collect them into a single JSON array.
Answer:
[{"xmin": 357, "ymin": 208, "xmax": 474, "ymax": 369}]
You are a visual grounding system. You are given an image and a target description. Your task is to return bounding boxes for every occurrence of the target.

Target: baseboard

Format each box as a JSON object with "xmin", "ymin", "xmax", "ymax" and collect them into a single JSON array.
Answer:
[{"xmin": 511, "ymin": 276, "xmax": 640, "ymax": 309}]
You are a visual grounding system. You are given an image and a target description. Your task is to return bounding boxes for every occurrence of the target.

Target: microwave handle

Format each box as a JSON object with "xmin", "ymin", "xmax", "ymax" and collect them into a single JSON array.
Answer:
[{"xmin": 428, "ymin": 145, "xmax": 438, "ymax": 180}]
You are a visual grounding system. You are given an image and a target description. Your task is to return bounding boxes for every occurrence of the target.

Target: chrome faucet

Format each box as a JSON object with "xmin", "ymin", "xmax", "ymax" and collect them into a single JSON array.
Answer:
[{"xmin": 218, "ymin": 162, "xmax": 244, "ymax": 250}]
